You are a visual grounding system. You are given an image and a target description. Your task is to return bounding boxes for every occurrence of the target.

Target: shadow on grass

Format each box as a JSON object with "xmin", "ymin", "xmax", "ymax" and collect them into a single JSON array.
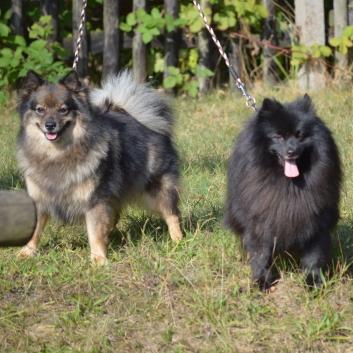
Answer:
[
  {"xmin": 36, "ymin": 215, "xmax": 184, "ymax": 252},
  {"xmin": 109, "ymin": 214, "xmax": 169, "ymax": 248},
  {"xmin": 14, "ymin": 197, "xmax": 225, "ymax": 257},
  {"xmin": 262, "ymin": 222, "xmax": 353, "ymax": 287},
  {"xmin": 109, "ymin": 204, "xmax": 225, "ymax": 248}
]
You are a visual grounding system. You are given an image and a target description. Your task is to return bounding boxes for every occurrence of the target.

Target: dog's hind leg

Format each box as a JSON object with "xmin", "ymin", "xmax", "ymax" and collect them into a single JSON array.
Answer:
[
  {"xmin": 143, "ymin": 174, "xmax": 183, "ymax": 243},
  {"xmin": 19, "ymin": 212, "xmax": 48, "ymax": 258},
  {"xmin": 161, "ymin": 210, "xmax": 183, "ymax": 243},
  {"xmin": 86, "ymin": 202, "xmax": 116, "ymax": 266}
]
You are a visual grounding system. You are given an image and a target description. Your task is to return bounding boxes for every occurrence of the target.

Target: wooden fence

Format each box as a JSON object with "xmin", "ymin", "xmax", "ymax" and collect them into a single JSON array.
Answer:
[
  {"xmin": 62, "ymin": 30, "xmax": 291, "ymax": 86},
  {"xmin": 10, "ymin": 0, "xmax": 291, "ymax": 90}
]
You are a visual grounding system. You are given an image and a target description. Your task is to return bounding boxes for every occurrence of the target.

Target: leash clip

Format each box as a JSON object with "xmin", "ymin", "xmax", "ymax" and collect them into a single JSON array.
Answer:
[
  {"xmin": 236, "ymin": 80, "xmax": 258, "ymax": 112},
  {"xmin": 193, "ymin": 0, "xmax": 258, "ymax": 112}
]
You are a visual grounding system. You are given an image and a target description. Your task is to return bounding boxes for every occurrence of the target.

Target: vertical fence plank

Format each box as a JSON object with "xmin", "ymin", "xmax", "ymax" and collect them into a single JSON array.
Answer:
[
  {"xmin": 164, "ymin": 0, "xmax": 179, "ymax": 94},
  {"xmin": 10, "ymin": 0, "xmax": 24, "ymax": 36},
  {"xmin": 263, "ymin": 0, "xmax": 277, "ymax": 85},
  {"xmin": 40, "ymin": 0, "xmax": 59, "ymax": 42},
  {"xmin": 349, "ymin": 0, "xmax": 353, "ymax": 24},
  {"xmin": 133, "ymin": 0, "xmax": 147, "ymax": 83},
  {"xmin": 103, "ymin": 0, "xmax": 120, "ymax": 79},
  {"xmin": 334, "ymin": 0, "xmax": 348, "ymax": 77},
  {"xmin": 295, "ymin": 0, "xmax": 326, "ymax": 90},
  {"xmin": 229, "ymin": 28, "xmax": 241, "ymax": 92},
  {"xmin": 198, "ymin": 0, "xmax": 212, "ymax": 93}
]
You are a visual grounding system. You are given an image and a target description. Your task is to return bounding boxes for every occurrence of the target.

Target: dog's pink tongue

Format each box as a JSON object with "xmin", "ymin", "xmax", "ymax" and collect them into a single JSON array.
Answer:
[
  {"xmin": 284, "ymin": 159, "xmax": 299, "ymax": 178},
  {"xmin": 46, "ymin": 133, "xmax": 57, "ymax": 141}
]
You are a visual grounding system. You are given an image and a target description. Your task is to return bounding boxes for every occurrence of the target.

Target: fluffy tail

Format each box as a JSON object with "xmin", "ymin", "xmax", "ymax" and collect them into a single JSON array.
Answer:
[{"xmin": 90, "ymin": 70, "xmax": 174, "ymax": 136}]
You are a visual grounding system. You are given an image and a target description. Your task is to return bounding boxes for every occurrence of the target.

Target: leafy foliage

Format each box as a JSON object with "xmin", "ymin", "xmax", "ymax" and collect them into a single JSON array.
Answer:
[
  {"xmin": 120, "ymin": 0, "xmax": 268, "ymax": 96},
  {"xmin": 211, "ymin": 0, "xmax": 268, "ymax": 31},
  {"xmin": 1, "ymin": 0, "xmax": 350, "ymax": 100},
  {"xmin": 163, "ymin": 49, "xmax": 214, "ymax": 97},
  {"xmin": 120, "ymin": 7, "xmax": 187, "ymax": 44},
  {"xmin": 290, "ymin": 44, "xmax": 332, "ymax": 73},
  {"xmin": 329, "ymin": 25, "xmax": 353, "ymax": 55},
  {"xmin": 180, "ymin": 4, "xmax": 212, "ymax": 33},
  {"xmin": 0, "ymin": 9, "xmax": 11, "ymax": 37},
  {"xmin": 0, "ymin": 13, "xmax": 70, "ymax": 103}
]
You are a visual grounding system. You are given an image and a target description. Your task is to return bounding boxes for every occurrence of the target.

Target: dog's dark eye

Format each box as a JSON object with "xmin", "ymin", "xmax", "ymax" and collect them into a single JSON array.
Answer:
[
  {"xmin": 36, "ymin": 107, "xmax": 44, "ymax": 114},
  {"xmin": 295, "ymin": 131, "xmax": 305, "ymax": 141},
  {"xmin": 59, "ymin": 108, "xmax": 68, "ymax": 114}
]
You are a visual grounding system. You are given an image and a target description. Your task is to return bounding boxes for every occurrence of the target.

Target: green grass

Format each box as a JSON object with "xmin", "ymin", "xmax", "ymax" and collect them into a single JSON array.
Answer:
[{"xmin": 1, "ymin": 84, "xmax": 353, "ymax": 352}]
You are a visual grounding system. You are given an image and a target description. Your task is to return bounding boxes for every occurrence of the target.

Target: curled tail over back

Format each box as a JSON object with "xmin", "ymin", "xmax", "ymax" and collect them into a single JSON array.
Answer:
[{"xmin": 90, "ymin": 70, "xmax": 174, "ymax": 136}]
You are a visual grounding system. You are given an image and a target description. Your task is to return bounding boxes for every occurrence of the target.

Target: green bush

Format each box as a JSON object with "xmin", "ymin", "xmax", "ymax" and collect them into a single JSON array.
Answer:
[{"xmin": 0, "ymin": 12, "xmax": 70, "ymax": 103}]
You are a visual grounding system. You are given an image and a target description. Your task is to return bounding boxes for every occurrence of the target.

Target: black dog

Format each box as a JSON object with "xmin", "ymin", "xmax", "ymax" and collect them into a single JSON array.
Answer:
[{"xmin": 223, "ymin": 95, "xmax": 341, "ymax": 291}]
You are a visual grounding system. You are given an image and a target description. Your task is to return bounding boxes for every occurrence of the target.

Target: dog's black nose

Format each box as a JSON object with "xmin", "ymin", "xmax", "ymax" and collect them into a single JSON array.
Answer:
[
  {"xmin": 287, "ymin": 149, "xmax": 296, "ymax": 157},
  {"xmin": 45, "ymin": 119, "xmax": 56, "ymax": 131}
]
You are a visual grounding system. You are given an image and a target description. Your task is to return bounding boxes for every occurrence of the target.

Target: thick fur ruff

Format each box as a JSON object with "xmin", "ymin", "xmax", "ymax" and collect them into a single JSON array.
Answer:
[
  {"xmin": 17, "ymin": 70, "xmax": 183, "ymax": 264},
  {"xmin": 223, "ymin": 95, "xmax": 341, "ymax": 291}
]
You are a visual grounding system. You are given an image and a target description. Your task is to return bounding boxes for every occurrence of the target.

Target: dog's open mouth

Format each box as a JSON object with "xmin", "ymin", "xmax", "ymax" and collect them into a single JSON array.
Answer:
[
  {"xmin": 46, "ymin": 132, "xmax": 59, "ymax": 141},
  {"xmin": 278, "ymin": 155, "xmax": 300, "ymax": 178},
  {"xmin": 284, "ymin": 159, "xmax": 299, "ymax": 178},
  {"xmin": 39, "ymin": 122, "xmax": 71, "ymax": 141}
]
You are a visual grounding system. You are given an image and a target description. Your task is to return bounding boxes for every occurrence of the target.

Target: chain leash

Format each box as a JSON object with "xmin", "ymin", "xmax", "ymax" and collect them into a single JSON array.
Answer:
[
  {"xmin": 72, "ymin": 0, "xmax": 87, "ymax": 71},
  {"xmin": 192, "ymin": 0, "xmax": 258, "ymax": 111}
]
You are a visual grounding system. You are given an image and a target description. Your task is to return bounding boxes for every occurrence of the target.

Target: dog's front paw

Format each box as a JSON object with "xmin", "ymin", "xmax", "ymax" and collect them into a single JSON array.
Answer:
[
  {"xmin": 18, "ymin": 246, "xmax": 38, "ymax": 258},
  {"xmin": 91, "ymin": 254, "xmax": 109, "ymax": 266},
  {"xmin": 170, "ymin": 231, "xmax": 183, "ymax": 243}
]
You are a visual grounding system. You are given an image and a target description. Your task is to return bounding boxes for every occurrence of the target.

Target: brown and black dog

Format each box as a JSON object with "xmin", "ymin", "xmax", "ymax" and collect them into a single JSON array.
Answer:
[{"xmin": 17, "ymin": 70, "xmax": 183, "ymax": 264}]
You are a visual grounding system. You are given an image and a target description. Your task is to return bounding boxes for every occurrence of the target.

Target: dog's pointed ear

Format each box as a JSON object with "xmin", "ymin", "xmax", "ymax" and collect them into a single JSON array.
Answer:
[
  {"xmin": 21, "ymin": 70, "xmax": 46, "ymax": 98},
  {"xmin": 301, "ymin": 93, "xmax": 314, "ymax": 112},
  {"xmin": 261, "ymin": 98, "xmax": 281, "ymax": 112},
  {"xmin": 59, "ymin": 70, "xmax": 83, "ymax": 92},
  {"xmin": 303, "ymin": 93, "xmax": 312, "ymax": 104}
]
